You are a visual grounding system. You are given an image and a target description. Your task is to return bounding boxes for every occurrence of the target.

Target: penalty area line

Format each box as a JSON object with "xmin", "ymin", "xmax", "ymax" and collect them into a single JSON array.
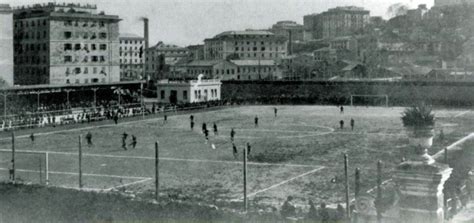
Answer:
[
  {"xmin": 0, "ymin": 148, "xmax": 322, "ymax": 168},
  {"xmin": 454, "ymin": 111, "xmax": 470, "ymax": 118},
  {"xmin": 0, "ymin": 167, "xmax": 149, "ymax": 180},
  {"xmin": 105, "ymin": 177, "xmax": 153, "ymax": 191},
  {"xmin": 242, "ymin": 166, "xmax": 325, "ymax": 199}
]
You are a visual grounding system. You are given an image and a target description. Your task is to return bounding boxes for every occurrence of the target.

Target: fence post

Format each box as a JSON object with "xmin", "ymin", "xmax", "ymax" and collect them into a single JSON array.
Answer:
[
  {"xmin": 11, "ymin": 131, "xmax": 15, "ymax": 183},
  {"xmin": 39, "ymin": 157, "xmax": 42, "ymax": 185},
  {"xmin": 78, "ymin": 135, "xmax": 82, "ymax": 189},
  {"xmin": 344, "ymin": 153, "xmax": 350, "ymax": 219},
  {"xmin": 376, "ymin": 161, "xmax": 382, "ymax": 223},
  {"xmin": 155, "ymin": 141, "xmax": 159, "ymax": 202},
  {"xmin": 45, "ymin": 152, "xmax": 49, "ymax": 185},
  {"xmin": 354, "ymin": 167, "xmax": 360, "ymax": 223},
  {"xmin": 243, "ymin": 143, "xmax": 248, "ymax": 213}
]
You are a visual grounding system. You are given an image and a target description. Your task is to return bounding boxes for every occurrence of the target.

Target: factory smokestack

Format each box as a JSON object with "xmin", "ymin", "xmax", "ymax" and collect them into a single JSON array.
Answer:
[{"xmin": 142, "ymin": 17, "xmax": 149, "ymax": 80}]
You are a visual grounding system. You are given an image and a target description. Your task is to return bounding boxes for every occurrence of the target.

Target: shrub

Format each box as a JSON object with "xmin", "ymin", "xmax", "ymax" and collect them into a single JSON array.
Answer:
[{"xmin": 401, "ymin": 103, "xmax": 435, "ymax": 128}]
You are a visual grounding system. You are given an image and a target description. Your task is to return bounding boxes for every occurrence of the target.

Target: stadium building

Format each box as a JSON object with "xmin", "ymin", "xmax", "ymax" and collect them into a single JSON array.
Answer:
[
  {"xmin": 156, "ymin": 74, "xmax": 221, "ymax": 104},
  {"xmin": 13, "ymin": 3, "xmax": 121, "ymax": 85}
]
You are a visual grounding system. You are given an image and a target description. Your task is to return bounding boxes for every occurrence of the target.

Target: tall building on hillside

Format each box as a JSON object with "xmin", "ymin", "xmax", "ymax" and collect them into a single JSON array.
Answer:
[
  {"xmin": 0, "ymin": 4, "xmax": 14, "ymax": 86},
  {"xmin": 303, "ymin": 14, "xmax": 322, "ymax": 41},
  {"xmin": 435, "ymin": 0, "xmax": 474, "ymax": 6},
  {"xmin": 119, "ymin": 33, "xmax": 144, "ymax": 81},
  {"xmin": 203, "ymin": 30, "xmax": 288, "ymax": 60},
  {"xmin": 13, "ymin": 3, "xmax": 121, "ymax": 85},
  {"xmin": 187, "ymin": 44, "xmax": 204, "ymax": 61},
  {"xmin": 304, "ymin": 6, "xmax": 370, "ymax": 40},
  {"xmin": 146, "ymin": 41, "xmax": 189, "ymax": 79},
  {"xmin": 270, "ymin": 21, "xmax": 304, "ymax": 42}
]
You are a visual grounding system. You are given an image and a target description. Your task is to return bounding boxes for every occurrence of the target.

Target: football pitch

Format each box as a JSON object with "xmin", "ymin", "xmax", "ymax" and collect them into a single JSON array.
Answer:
[{"xmin": 0, "ymin": 105, "xmax": 472, "ymax": 208}]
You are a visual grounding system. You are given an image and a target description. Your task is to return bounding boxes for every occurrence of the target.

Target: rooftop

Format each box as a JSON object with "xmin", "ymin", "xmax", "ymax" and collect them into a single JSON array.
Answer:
[
  {"xmin": 230, "ymin": 60, "xmax": 276, "ymax": 66},
  {"xmin": 0, "ymin": 4, "xmax": 12, "ymax": 12},
  {"xmin": 215, "ymin": 30, "xmax": 275, "ymax": 38},
  {"xmin": 12, "ymin": 2, "xmax": 119, "ymax": 21},
  {"xmin": 13, "ymin": 2, "xmax": 97, "ymax": 10},
  {"xmin": 206, "ymin": 30, "xmax": 287, "ymax": 42},
  {"xmin": 149, "ymin": 41, "xmax": 187, "ymax": 50},
  {"xmin": 327, "ymin": 6, "xmax": 369, "ymax": 13},
  {"xmin": 119, "ymin": 33, "xmax": 144, "ymax": 39},
  {"xmin": 184, "ymin": 60, "xmax": 221, "ymax": 67}
]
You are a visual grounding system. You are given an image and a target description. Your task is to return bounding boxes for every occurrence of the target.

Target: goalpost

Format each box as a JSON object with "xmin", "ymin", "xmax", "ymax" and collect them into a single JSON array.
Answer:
[
  {"xmin": 0, "ymin": 149, "xmax": 49, "ymax": 185},
  {"xmin": 350, "ymin": 94, "xmax": 389, "ymax": 107}
]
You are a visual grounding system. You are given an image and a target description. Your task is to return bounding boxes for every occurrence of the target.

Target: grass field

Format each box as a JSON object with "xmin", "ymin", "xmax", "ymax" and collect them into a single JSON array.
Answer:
[{"xmin": 0, "ymin": 105, "xmax": 472, "ymax": 209}]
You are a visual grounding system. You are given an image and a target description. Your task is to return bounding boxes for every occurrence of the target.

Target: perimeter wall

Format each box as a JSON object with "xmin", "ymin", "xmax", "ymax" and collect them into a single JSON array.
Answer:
[{"xmin": 221, "ymin": 80, "xmax": 474, "ymax": 107}]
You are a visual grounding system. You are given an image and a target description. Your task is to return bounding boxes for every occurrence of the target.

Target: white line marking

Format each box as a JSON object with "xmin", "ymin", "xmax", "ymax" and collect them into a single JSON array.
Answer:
[
  {"xmin": 106, "ymin": 178, "xmax": 152, "ymax": 191},
  {"xmin": 0, "ymin": 149, "xmax": 321, "ymax": 168},
  {"xmin": 243, "ymin": 166, "xmax": 325, "ymax": 199},
  {"xmin": 454, "ymin": 111, "xmax": 470, "ymax": 118},
  {"xmin": 366, "ymin": 179, "xmax": 392, "ymax": 194},
  {"xmin": 0, "ymin": 167, "xmax": 149, "ymax": 180},
  {"xmin": 432, "ymin": 133, "xmax": 474, "ymax": 160},
  {"xmin": 447, "ymin": 133, "xmax": 474, "ymax": 150}
]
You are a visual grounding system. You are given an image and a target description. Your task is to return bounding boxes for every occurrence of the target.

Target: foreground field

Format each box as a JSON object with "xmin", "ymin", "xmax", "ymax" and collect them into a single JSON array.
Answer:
[{"xmin": 0, "ymin": 105, "xmax": 472, "ymax": 209}]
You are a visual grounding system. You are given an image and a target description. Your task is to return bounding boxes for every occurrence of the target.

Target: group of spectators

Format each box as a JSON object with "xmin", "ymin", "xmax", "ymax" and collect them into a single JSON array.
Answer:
[{"xmin": 1, "ymin": 100, "xmax": 225, "ymax": 131}]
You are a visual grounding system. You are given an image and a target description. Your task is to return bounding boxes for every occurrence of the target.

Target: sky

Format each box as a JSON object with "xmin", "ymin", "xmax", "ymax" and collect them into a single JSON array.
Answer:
[{"xmin": 3, "ymin": 0, "xmax": 434, "ymax": 46}]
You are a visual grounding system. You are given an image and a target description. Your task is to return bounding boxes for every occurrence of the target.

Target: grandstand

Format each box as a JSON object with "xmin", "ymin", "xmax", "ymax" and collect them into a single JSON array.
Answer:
[{"xmin": 0, "ymin": 81, "xmax": 145, "ymax": 130}]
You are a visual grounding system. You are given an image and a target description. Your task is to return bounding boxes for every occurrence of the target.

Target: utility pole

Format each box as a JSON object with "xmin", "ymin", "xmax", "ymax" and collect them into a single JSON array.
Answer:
[
  {"xmin": 92, "ymin": 88, "xmax": 99, "ymax": 108},
  {"xmin": 11, "ymin": 131, "xmax": 15, "ymax": 183},
  {"xmin": 354, "ymin": 167, "xmax": 361, "ymax": 223},
  {"xmin": 155, "ymin": 141, "xmax": 159, "ymax": 201},
  {"xmin": 141, "ymin": 82, "xmax": 145, "ymax": 119},
  {"xmin": 2, "ymin": 92, "xmax": 7, "ymax": 120},
  {"xmin": 78, "ymin": 135, "xmax": 83, "ymax": 189},
  {"xmin": 376, "ymin": 160, "xmax": 383, "ymax": 223},
  {"xmin": 344, "ymin": 153, "xmax": 350, "ymax": 219},
  {"xmin": 243, "ymin": 143, "xmax": 248, "ymax": 212}
]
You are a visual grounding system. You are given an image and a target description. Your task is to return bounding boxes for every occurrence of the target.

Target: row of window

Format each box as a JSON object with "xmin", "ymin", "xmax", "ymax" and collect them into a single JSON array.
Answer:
[
  {"xmin": 119, "ymin": 52, "xmax": 142, "ymax": 57},
  {"xmin": 15, "ymin": 55, "xmax": 48, "ymax": 64},
  {"xmin": 15, "ymin": 43, "xmax": 48, "ymax": 53},
  {"xmin": 194, "ymin": 89, "xmax": 218, "ymax": 99},
  {"xmin": 208, "ymin": 52, "xmax": 282, "ymax": 59},
  {"xmin": 233, "ymin": 41, "xmax": 280, "ymax": 46},
  {"xmin": 159, "ymin": 89, "xmax": 218, "ymax": 100},
  {"xmin": 148, "ymin": 50, "xmax": 188, "ymax": 55},
  {"xmin": 187, "ymin": 67, "xmax": 277, "ymax": 75},
  {"xmin": 65, "ymin": 67, "xmax": 107, "ymax": 75},
  {"xmin": 120, "ymin": 40, "xmax": 143, "ymax": 45},
  {"xmin": 64, "ymin": 55, "xmax": 106, "ymax": 63},
  {"xmin": 64, "ymin": 31, "xmax": 107, "ymax": 39},
  {"xmin": 15, "ymin": 66, "xmax": 48, "ymax": 76},
  {"xmin": 66, "ymin": 78, "xmax": 106, "ymax": 84},
  {"xmin": 64, "ymin": 43, "xmax": 107, "ymax": 51},
  {"xmin": 120, "ymin": 59, "xmax": 143, "ymax": 64},
  {"xmin": 234, "ymin": 46, "xmax": 284, "ymax": 52},
  {"xmin": 120, "ymin": 46, "xmax": 142, "ymax": 51},
  {"xmin": 120, "ymin": 64, "xmax": 143, "ymax": 68},
  {"xmin": 64, "ymin": 20, "xmax": 106, "ymax": 28},
  {"xmin": 14, "ymin": 30, "xmax": 48, "ymax": 40},
  {"xmin": 15, "ymin": 19, "xmax": 47, "ymax": 28}
]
